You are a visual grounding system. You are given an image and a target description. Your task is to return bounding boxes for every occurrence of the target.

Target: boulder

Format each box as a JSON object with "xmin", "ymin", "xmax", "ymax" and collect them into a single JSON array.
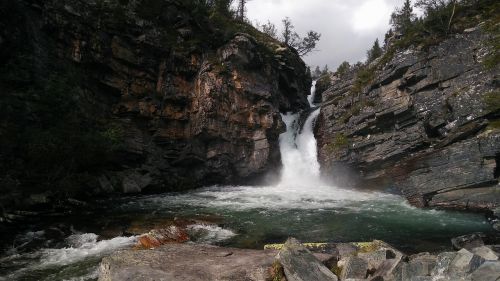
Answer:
[
  {"xmin": 98, "ymin": 244, "xmax": 278, "ymax": 281},
  {"xmin": 277, "ymin": 238, "xmax": 338, "ymax": 281},
  {"xmin": 340, "ymin": 256, "xmax": 368, "ymax": 280},
  {"xmin": 448, "ymin": 249, "xmax": 485, "ymax": 277},
  {"xmin": 471, "ymin": 246, "xmax": 499, "ymax": 261},
  {"xmin": 452, "ymin": 233, "xmax": 486, "ymax": 251},
  {"xmin": 136, "ymin": 226, "xmax": 190, "ymax": 249},
  {"xmin": 395, "ymin": 253, "xmax": 437, "ymax": 280},
  {"xmin": 470, "ymin": 261, "xmax": 500, "ymax": 281},
  {"xmin": 431, "ymin": 252, "xmax": 458, "ymax": 279}
]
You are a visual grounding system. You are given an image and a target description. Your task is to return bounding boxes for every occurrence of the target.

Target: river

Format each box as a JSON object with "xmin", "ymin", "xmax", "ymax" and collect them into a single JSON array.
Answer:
[{"xmin": 0, "ymin": 82, "xmax": 494, "ymax": 280}]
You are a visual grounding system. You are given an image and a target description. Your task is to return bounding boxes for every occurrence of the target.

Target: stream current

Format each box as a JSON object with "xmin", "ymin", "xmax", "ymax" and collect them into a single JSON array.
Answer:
[{"xmin": 0, "ymin": 82, "xmax": 494, "ymax": 280}]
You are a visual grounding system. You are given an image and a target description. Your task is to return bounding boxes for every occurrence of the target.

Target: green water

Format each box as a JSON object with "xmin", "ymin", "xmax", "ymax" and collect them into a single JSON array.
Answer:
[{"xmin": 0, "ymin": 184, "xmax": 495, "ymax": 281}]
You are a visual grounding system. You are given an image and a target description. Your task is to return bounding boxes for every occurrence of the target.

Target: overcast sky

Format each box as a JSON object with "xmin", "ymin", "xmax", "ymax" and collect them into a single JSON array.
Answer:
[{"xmin": 246, "ymin": 0, "xmax": 407, "ymax": 70}]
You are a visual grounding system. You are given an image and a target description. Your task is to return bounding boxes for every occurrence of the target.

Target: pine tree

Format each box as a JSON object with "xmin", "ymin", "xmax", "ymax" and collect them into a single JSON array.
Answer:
[
  {"xmin": 322, "ymin": 65, "xmax": 329, "ymax": 75},
  {"xmin": 236, "ymin": 0, "xmax": 249, "ymax": 21},
  {"xmin": 390, "ymin": 0, "xmax": 416, "ymax": 34},
  {"xmin": 366, "ymin": 39, "xmax": 383, "ymax": 63},
  {"xmin": 313, "ymin": 66, "xmax": 322, "ymax": 79},
  {"xmin": 336, "ymin": 61, "xmax": 351, "ymax": 77}
]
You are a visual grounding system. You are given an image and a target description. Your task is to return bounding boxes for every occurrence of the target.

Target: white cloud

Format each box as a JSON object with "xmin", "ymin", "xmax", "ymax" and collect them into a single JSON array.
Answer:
[
  {"xmin": 246, "ymin": 0, "xmax": 405, "ymax": 69},
  {"xmin": 352, "ymin": 0, "xmax": 392, "ymax": 33}
]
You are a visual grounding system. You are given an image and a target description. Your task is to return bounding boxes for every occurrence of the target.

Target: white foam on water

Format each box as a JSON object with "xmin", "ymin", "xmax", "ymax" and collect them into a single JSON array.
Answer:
[
  {"xmin": 0, "ymin": 233, "xmax": 137, "ymax": 280},
  {"xmin": 39, "ymin": 233, "xmax": 137, "ymax": 267},
  {"xmin": 186, "ymin": 224, "xmax": 237, "ymax": 243}
]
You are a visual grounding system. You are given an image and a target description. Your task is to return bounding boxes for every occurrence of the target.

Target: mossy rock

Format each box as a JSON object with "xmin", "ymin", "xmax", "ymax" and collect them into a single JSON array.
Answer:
[{"xmin": 264, "ymin": 242, "xmax": 329, "ymax": 251}]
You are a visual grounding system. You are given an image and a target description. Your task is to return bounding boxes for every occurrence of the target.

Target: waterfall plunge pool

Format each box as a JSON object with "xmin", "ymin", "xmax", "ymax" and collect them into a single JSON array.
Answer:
[{"xmin": 0, "ymin": 83, "xmax": 495, "ymax": 280}]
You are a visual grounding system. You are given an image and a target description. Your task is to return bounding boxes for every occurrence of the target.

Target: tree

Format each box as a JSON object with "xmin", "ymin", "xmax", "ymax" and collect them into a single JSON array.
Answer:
[
  {"xmin": 366, "ymin": 38, "xmax": 383, "ymax": 63},
  {"xmin": 209, "ymin": 0, "xmax": 234, "ymax": 17},
  {"xmin": 336, "ymin": 61, "xmax": 351, "ymax": 77},
  {"xmin": 281, "ymin": 17, "xmax": 300, "ymax": 46},
  {"xmin": 322, "ymin": 65, "xmax": 329, "ymax": 75},
  {"xmin": 236, "ymin": 0, "xmax": 250, "ymax": 21},
  {"xmin": 260, "ymin": 20, "xmax": 278, "ymax": 39},
  {"xmin": 295, "ymin": 30, "xmax": 321, "ymax": 56},
  {"xmin": 280, "ymin": 17, "xmax": 321, "ymax": 56},
  {"xmin": 313, "ymin": 66, "xmax": 322, "ymax": 78},
  {"xmin": 390, "ymin": 0, "xmax": 416, "ymax": 34},
  {"xmin": 415, "ymin": 0, "xmax": 457, "ymax": 35}
]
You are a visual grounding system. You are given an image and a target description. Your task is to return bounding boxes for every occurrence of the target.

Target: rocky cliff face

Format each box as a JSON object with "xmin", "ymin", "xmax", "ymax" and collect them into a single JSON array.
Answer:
[
  {"xmin": 316, "ymin": 27, "xmax": 499, "ymax": 212},
  {"xmin": 0, "ymin": 0, "xmax": 310, "ymax": 211}
]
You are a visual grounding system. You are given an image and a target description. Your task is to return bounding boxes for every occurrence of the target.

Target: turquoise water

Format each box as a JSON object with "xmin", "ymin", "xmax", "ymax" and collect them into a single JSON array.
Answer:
[
  {"xmin": 115, "ymin": 184, "xmax": 493, "ymax": 251},
  {"xmin": 0, "ymin": 185, "xmax": 494, "ymax": 281}
]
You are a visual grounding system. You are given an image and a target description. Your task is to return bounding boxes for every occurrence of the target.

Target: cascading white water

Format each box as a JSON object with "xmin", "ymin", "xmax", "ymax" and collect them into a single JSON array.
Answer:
[
  {"xmin": 278, "ymin": 109, "xmax": 321, "ymax": 187},
  {"xmin": 279, "ymin": 80, "xmax": 322, "ymax": 187},
  {"xmin": 307, "ymin": 80, "xmax": 317, "ymax": 106}
]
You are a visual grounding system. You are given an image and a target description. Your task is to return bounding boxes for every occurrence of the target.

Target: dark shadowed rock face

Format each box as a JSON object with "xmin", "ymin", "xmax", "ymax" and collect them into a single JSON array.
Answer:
[
  {"xmin": 0, "ymin": 0, "xmax": 310, "ymax": 210},
  {"xmin": 316, "ymin": 27, "xmax": 500, "ymax": 212}
]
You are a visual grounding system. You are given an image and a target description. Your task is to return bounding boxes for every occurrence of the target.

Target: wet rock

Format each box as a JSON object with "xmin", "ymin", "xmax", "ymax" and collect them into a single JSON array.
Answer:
[
  {"xmin": 470, "ymin": 261, "xmax": 500, "ymax": 281},
  {"xmin": 395, "ymin": 253, "xmax": 437, "ymax": 281},
  {"xmin": 358, "ymin": 249, "xmax": 393, "ymax": 270},
  {"xmin": 98, "ymin": 243, "xmax": 278, "ymax": 281},
  {"xmin": 448, "ymin": 248, "xmax": 485, "ymax": 277},
  {"xmin": 471, "ymin": 246, "xmax": 499, "ymax": 261},
  {"xmin": 431, "ymin": 252, "xmax": 458, "ymax": 278},
  {"xmin": 452, "ymin": 233, "xmax": 486, "ymax": 251},
  {"xmin": 136, "ymin": 225, "xmax": 190, "ymax": 249},
  {"xmin": 278, "ymin": 238, "xmax": 338, "ymax": 281},
  {"xmin": 340, "ymin": 256, "xmax": 368, "ymax": 280}
]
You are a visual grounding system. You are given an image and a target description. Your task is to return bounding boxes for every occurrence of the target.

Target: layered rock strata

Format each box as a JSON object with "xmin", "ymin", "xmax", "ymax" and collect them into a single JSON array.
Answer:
[{"xmin": 316, "ymin": 27, "xmax": 500, "ymax": 211}]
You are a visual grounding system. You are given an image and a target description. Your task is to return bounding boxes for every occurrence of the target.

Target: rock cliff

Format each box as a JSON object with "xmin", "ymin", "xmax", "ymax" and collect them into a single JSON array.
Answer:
[
  {"xmin": 316, "ymin": 27, "xmax": 499, "ymax": 212},
  {"xmin": 0, "ymin": 0, "xmax": 310, "ymax": 213}
]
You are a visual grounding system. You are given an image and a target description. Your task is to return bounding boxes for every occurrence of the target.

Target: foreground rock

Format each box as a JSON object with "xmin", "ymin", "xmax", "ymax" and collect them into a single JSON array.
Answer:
[
  {"xmin": 99, "ymin": 243, "xmax": 278, "ymax": 281},
  {"xmin": 278, "ymin": 238, "xmax": 338, "ymax": 281},
  {"xmin": 98, "ymin": 237, "xmax": 500, "ymax": 281}
]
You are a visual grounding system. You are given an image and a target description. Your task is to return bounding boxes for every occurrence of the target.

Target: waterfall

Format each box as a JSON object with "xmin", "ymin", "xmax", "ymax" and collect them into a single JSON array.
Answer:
[
  {"xmin": 278, "ymin": 81, "xmax": 322, "ymax": 187},
  {"xmin": 307, "ymin": 80, "xmax": 317, "ymax": 107}
]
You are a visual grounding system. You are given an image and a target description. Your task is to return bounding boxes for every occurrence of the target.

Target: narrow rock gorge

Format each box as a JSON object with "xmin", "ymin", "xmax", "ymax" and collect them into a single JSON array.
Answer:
[
  {"xmin": 316, "ymin": 26, "xmax": 500, "ymax": 213},
  {"xmin": 1, "ymin": 0, "xmax": 500, "ymax": 280}
]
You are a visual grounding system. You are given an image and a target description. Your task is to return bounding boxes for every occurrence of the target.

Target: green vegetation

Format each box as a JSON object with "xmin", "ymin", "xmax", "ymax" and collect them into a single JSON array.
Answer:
[
  {"xmin": 484, "ymin": 91, "xmax": 500, "ymax": 112},
  {"xmin": 482, "ymin": 17, "xmax": 500, "ymax": 69},
  {"xmin": 257, "ymin": 17, "xmax": 321, "ymax": 57},
  {"xmin": 487, "ymin": 120, "xmax": 500, "ymax": 130},
  {"xmin": 326, "ymin": 134, "xmax": 349, "ymax": 153},
  {"xmin": 336, "ymin": 61, "xmax": 351, "ymax": 77},
  {"xmin": 330, "ymin": 264, "xmax": 343, "ymax": 277},
  {"xmin": 351, "ymin": 66, "xmax": 376, "ymax": 95},
  {"xmin": 269, "ymin": 260, "xmax": 285, "ymax": 281},
  {"xmin": 366, "ymin": 39, "xmax": 383, "ymax": 63},
  {"xmin": 345, "ymin": 0, "xmax": 498, "ymax": 119},
  {"xmin": 388, "ymin": 0, "xmax": 499, "ymax": 51}
]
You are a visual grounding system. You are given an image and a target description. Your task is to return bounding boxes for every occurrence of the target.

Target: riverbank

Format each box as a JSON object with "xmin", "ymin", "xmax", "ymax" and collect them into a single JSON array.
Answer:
[{"xmin": 97, "ymin": 236, "xmax": 500, "ymax": 281}]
